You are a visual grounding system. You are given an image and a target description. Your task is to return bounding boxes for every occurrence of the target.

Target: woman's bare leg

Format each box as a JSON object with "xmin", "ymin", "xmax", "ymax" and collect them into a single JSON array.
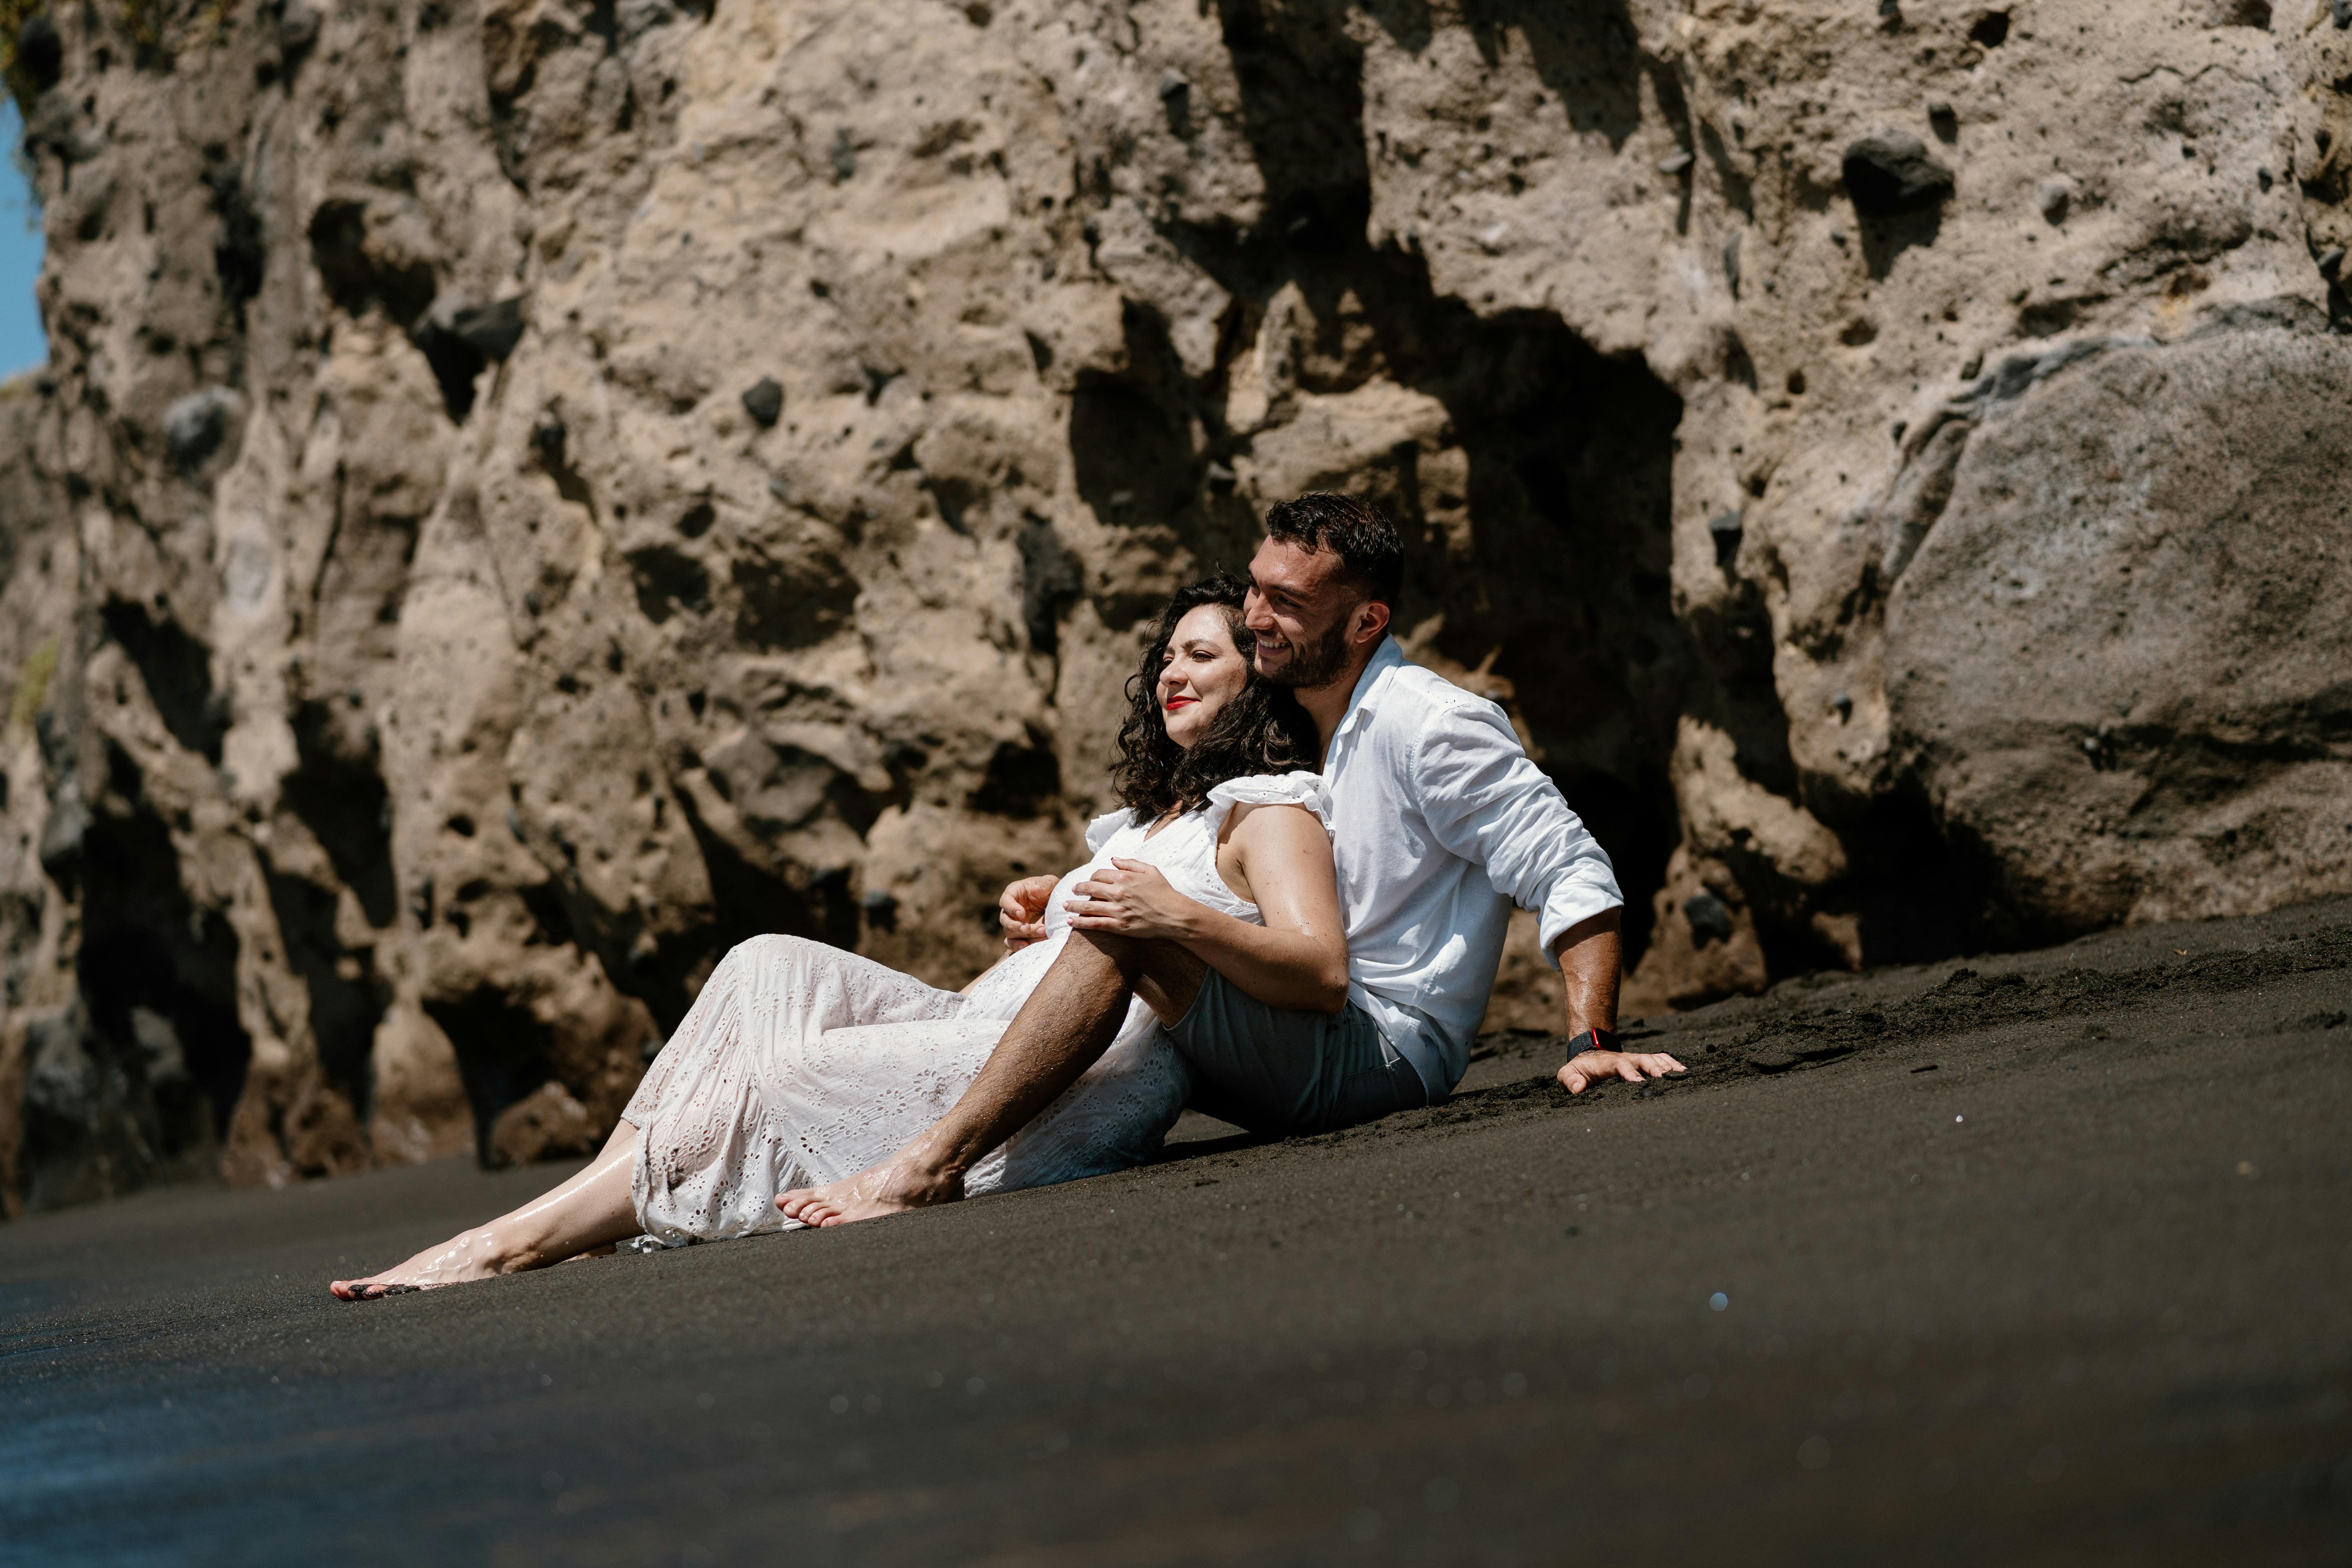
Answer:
[{"xmin": 328, "ymin": 1120, "xmax": 646, "ymax": 1300}]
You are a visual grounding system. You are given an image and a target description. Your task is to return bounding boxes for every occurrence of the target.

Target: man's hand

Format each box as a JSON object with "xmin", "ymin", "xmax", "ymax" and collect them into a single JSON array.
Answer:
[
  {"xmin": 998, "ymin": 874, "xmax": 1060, "ymax": 952},
  {"xmin": 1557, "ymin": 1049, "xmax": 1687, "ymax": 1095},
  {"xmin": 1065, "ymin": 858, "xmax": 1201, "ymax": 942}
]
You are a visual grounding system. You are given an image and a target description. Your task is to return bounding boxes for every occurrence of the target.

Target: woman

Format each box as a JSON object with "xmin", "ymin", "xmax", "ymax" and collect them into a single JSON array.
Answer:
[{"xmin": 331, "ymin": 575, "xmax": 1339, "ymax": 1297}]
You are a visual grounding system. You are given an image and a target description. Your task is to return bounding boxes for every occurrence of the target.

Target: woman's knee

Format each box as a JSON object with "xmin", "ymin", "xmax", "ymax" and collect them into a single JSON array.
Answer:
[{"xmin": 726, "ymin": 933, "xmax": 824, "ymax": 968}]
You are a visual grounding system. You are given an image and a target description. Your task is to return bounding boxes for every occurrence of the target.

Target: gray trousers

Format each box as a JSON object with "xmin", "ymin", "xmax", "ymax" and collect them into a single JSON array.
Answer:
[{"xmin": 1167, "ymin": 970, "xmax": 1428, "ymax": 1136}]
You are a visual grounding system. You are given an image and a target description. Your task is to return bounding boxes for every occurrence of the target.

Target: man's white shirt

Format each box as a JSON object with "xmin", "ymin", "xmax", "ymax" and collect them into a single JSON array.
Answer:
[{"xmin": 1319, "ymin": 637, "xmax": 1624, "ymax": 1100}]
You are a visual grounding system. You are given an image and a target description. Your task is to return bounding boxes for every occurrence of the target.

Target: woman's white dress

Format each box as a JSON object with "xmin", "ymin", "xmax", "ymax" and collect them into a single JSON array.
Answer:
[{"xmin": 622, "ymin": 773, "xmax": 1328, "ymax": 1243}]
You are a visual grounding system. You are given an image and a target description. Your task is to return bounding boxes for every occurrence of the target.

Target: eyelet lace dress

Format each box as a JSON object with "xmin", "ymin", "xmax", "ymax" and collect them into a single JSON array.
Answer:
[{"xmin": 623, "ymin": 772, "xmax": 1330, "ymax": 1244}]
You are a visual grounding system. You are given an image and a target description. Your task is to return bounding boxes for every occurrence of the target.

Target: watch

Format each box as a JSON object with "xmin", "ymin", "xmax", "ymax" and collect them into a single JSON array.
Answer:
[{"xmin": 1565, "ymin": 1028, "xmax": 1618, "ymax": 1061}]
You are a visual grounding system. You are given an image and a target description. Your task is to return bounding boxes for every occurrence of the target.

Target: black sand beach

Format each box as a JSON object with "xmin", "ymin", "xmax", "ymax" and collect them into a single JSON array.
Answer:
[{"xmin": 5, "ymin": 901, "xmax": 2349, "ymax": 1566}]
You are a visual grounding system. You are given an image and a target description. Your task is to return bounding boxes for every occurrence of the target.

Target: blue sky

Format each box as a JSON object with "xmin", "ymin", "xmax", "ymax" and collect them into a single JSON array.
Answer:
[{"xmin": 0, "ymin": 102, "xmax": 45, "ymax": 378}]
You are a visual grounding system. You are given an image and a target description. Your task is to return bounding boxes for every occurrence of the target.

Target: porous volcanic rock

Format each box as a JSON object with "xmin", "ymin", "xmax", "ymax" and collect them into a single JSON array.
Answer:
[
  {"xmin": 0, "ymin": 0, "xmax": 2347, "ymax": 1212},
  {"xmin": 1887, "ymin": 325, "xmax": 2352, "ymax": 940}
]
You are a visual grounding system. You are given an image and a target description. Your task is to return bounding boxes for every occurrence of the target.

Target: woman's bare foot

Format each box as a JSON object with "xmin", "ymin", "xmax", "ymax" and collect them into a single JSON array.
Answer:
[
  {"xmin": 776, "ymin": 1157, "xmax": 964, "ymax": 1227},
  {"xmin": 330, "ymin": 1226, "xmax": 517, "ymax": 1300},
  {"xmin": 329, "ymin": 1138, "xmax": 646, "ymax": 1300}
]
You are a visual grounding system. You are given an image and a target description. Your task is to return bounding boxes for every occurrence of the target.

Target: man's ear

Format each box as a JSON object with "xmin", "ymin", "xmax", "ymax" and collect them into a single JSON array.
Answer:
[{"xmin": 1353, "ymin": 597, "xmax": 1392, "ymax": 647}]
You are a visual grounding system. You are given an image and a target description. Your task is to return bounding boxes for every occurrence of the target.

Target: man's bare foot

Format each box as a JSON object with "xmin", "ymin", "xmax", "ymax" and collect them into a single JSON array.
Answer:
[
  {"xmin": 330, "ymin": 1226, "xmax": 518, "ymax": 1300},
  {"xmin": 776, "ymin": 1157, "xmax": 965, "ymax": 1228}
]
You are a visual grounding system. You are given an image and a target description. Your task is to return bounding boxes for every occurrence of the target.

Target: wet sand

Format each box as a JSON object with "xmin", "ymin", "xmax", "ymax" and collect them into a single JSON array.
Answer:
[{"xmin": 4, "ymin": 900, "xmax": 2349, "ymax": 1565}]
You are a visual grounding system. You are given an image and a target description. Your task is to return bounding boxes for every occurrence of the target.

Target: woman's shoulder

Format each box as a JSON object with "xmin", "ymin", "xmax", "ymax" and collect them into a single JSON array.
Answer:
[{"xmin": 1203, "ymin": 772, "xmax": 1331, "ymax": 841}]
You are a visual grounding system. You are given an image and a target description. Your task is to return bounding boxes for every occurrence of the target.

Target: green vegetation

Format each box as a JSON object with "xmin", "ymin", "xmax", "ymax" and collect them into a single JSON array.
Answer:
[
  {"xmin": 8, "ymin": 637, "xmax": 56, "ymax": 733},
  {"xmin": 118, "ymin": 0, "xmax": 165, "ymax": 53},
  {"xmin": 0, "ymin": 0, "xmax": 238, "ymax": 114},
  {"xmin": 0, "ymin": 0, "xmax": 49, "ymax": 114}
]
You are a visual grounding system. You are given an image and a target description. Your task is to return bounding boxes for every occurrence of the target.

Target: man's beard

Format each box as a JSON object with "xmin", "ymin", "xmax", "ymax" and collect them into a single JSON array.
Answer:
[{"xmin": 1262, "ymin": 620, "xmax": 1353, "ymax": 691}]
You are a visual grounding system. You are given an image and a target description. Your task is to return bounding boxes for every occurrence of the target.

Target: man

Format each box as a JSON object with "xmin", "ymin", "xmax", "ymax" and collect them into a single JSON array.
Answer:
[{"xmin": 779, "ymin": 492, "xmax": 1684, "ymax": 1225}]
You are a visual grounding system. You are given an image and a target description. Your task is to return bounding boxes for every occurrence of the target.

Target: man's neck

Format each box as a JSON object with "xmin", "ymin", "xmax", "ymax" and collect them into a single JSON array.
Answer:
[{"xmin": 1298, "ymin": 646, "xmax": 1381, "ymax": 763}]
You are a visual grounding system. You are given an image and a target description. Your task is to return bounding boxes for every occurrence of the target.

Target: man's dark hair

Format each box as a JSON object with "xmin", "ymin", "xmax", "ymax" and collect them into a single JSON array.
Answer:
[
  {"xmin": 1263, "ymin": 491, "xmax": 1404, "ymax": 608},
  {"xmin": 1110, "ymin": 574, "xmax": 1317, "ymax": 819}
]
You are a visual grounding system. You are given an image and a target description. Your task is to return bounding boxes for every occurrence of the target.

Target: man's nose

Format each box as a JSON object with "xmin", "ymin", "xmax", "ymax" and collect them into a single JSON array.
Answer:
[{"xmin": 1242, "ymin": 588, "xmax": 1273, "ymax": 628}]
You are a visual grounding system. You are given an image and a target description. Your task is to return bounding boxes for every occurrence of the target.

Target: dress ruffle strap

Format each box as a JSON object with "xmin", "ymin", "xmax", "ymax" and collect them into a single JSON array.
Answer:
[
  {"xmin": 1201, "ymin": 772, "xmax": 1332, "ymax": 843},
  {"xmin": 1084, "ymin": 808, "xmax": 1138, "ymax": 854}
]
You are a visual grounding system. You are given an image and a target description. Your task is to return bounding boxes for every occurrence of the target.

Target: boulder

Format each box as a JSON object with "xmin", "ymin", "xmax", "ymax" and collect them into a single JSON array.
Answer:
[{"xmin": 1888, "ymin": 329, "xmax": 2352, "ymax": 937}]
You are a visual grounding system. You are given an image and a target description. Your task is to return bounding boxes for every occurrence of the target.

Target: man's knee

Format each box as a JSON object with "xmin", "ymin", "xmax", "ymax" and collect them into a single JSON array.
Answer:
[
  {"xmin": 1070, "ymin": 933, "xmax": 1203, "ymax": 1026},
  {"xmin": 1071, "ymin": 929, "xmax": 1189, "ymax": 976},
  {"xmin": 1070, "ymin": 928, "xmax": 1154, "ymax": 975}
]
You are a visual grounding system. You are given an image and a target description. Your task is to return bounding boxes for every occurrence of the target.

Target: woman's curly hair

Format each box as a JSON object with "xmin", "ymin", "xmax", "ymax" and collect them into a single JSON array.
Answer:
[{"xmin": 1110, "ymin": 573, "xmax": 1317, "ymax": 820}]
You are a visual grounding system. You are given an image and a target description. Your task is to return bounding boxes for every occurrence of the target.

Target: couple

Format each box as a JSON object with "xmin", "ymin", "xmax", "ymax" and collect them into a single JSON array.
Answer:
[{"xmin": 331, "ymin": 494, "xmax": 1682, "ymax": 1298}]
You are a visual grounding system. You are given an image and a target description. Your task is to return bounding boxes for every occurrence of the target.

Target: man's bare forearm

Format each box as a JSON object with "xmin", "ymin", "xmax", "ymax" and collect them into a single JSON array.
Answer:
[
  {"xmin": 1552, "ymin": 907, "xmax": 1622, "ymax": 1037},
  {"xmin": 1550, "ymin": 909, "xmax": 1685, "ymax": 1095}
]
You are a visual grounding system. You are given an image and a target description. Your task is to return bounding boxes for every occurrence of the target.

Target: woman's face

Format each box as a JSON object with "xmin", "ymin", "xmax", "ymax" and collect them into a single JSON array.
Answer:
[{"xmin": 1156, "ymin": 603, "xmax": 1250, "ymax": 751}]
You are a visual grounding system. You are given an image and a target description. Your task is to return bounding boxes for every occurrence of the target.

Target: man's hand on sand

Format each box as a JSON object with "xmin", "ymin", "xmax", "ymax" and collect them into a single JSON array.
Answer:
[
  {"xmin": 1557, "ymin": 1048, "xmax": 1687, "ymax": 1095},
  {"xmin": 999, "ymin": 874, "xmax": 1060, "ymax": 952}
]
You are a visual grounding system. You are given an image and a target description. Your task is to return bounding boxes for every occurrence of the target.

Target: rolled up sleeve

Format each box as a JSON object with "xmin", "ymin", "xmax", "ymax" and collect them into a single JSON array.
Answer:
[{"xmin": 1413, "ymin": 699, "xmax": 1623, "ymax": 969}]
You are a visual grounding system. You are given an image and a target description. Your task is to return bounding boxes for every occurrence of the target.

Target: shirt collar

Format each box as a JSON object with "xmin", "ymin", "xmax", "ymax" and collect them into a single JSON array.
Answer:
[{"xmin": 1330, "ymin": 636, "xmax": 1406, "ymax": 751}]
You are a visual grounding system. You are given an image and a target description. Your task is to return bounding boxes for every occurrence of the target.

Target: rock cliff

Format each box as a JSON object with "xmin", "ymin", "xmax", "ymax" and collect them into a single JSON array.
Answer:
[{"xmin": 2, "ymin": 0, "xmax": 2348, "ymax": 1213}]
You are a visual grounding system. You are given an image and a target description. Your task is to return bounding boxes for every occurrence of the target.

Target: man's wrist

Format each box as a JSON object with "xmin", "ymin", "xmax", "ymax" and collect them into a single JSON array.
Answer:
[{"xmin": 1565, "ymin": 1028, "xmax": 1618, "ymax": 1061}]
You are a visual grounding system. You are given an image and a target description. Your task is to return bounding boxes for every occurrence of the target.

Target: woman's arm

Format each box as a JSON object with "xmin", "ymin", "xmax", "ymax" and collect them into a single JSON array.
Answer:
[{"xmin": 1064, "ymin": 803, "xmax": 1349, "ymax": 1014}]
